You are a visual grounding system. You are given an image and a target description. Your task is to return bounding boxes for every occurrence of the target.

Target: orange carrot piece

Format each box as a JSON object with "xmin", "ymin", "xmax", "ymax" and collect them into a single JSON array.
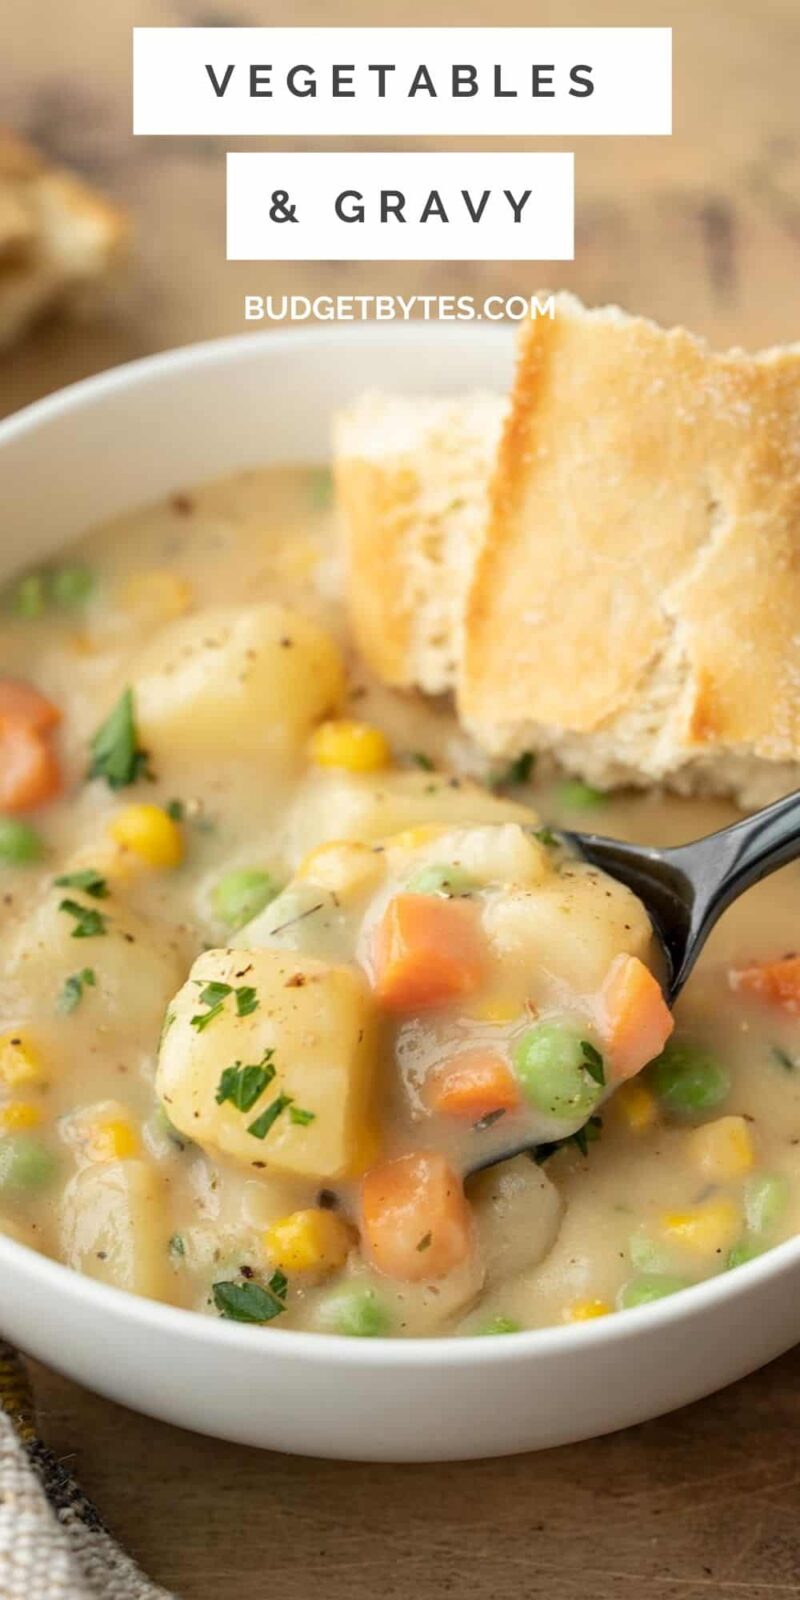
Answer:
[
  {"xmin": 0, "ymin": 678, "xmax": 61, "ymax": 732},
  {"xmin": 426, "ymin": 1050, "xmax": 521, "ymax": 1121},
  {"xmin": 601, "ymin": 954, "xmax": 674, "ymax": 1081},
  {"xmin": 731, "ymin": 956, "xmax": 800, "ymax": 1014},
  {"xmin": 0, "ymin": 719, "xmax": 61, "ymax": 813},
  {"xmin": 371, "ymin": 894, "xmax": 484, "ymax": 1013},
  {"xmin": 361, "ymin": 1152, "xmax": 474, "ymax": 1282}
]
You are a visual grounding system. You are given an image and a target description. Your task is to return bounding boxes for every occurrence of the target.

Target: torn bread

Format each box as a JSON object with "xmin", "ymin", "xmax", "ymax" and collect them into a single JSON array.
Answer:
[
  {"xmin": 0, "ymin": 129, "xmax": 128, "ymax": 352},
  {"xmin": 335, "ymin": 294, "xmax": 800, "ymax": 807}
]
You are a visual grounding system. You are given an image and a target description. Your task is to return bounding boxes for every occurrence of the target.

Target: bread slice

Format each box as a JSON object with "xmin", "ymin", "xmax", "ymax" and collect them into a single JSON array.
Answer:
[
  {"xmin": 0, "ymin": 129, "xmax": 128, "ymax": 351},
  {"xmin": 333, "ymin": 391, "xmax": 506, "ymax": 694},
  {"xmin": 334, "ymin": 294, "xmax": 800, "ymax": 806}
]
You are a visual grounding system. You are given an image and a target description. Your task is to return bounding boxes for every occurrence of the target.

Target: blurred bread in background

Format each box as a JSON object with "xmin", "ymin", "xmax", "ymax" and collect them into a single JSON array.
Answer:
[
  {"xmin": 0, "ymin": 128, "xmax": 128, "ymax": 351},
  {"xmin": 335, "ymin": 294, "xmax": 800, "ymax": 808}
]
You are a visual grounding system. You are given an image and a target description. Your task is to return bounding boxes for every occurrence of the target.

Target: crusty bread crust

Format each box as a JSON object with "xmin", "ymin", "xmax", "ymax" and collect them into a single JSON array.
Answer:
[{"xmin": 0, "ymin": 128, "xmax": 128, "ymax": 351}]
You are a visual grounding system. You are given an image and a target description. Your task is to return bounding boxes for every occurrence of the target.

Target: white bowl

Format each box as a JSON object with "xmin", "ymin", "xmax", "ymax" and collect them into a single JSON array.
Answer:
[{"xmin": 1, "ymin": 326, "xmax": 799, "ymax": 1461}]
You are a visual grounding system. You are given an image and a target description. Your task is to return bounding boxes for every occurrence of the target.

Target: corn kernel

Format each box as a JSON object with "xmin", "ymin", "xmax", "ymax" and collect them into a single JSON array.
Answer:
[
  {"xmin": 309, "ymin": 719, "xmax": 391, "ymax": 773},
  {"xmin": 616, "ymin": 1081, "xmax": 659, "ymax": 1132},
  {"xmin": 689, "ymin": 1116, "xmax": 754, "ymax": 1181},
  {"xmin": 660, "ymin": 1196, "xmax": 741, "ymax": 1256},
  {"xmin": 565, "ymin": 1298, "xmax": 611, "ymax": 1322},
  {"xmin": 84, "ymin": 1117, "xmax": 140, "ymax": 1163},
  {"xmin": 465, "ymin": 995, "xmax": 522, "ymax": 1024},
  {"xmin": 296, "ymin": 840, "xmax": 384, "ymax": 900},
  {"xmin": 265, "ymin": 1208, "xmax": 352, "ymax": 1275},
  {"xmin": 0, "ymin": 1033, "xmax": 42, "ymax": 1088},
  {"xmin": 386, "ymin": 825, "xmax": 448, "ymax": 853},
  {"xmin": 108, "ymin": 804, "xmax": 183, "ymax": 870},
  {"xmin": 119, "ymin": 570, "xmax": 192, "ymax": 623},
  {"xmin": 0, "ymin": 1101, "xmax": 42, "ymax": 1132}
]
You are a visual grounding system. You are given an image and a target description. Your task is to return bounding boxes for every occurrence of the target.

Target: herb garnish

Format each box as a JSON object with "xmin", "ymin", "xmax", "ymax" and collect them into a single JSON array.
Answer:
[
  {"xmin": 248, "ymin": 1093, "xmax": 292, "ymax": 1140},
  {"xmin": 88, "ymin": 687, "xmax": 150, "ymax": 790},
  {"xmin": 409, "ymin": 751, "xmax": 434, "ymax": 772},
  {"xmin": 416, "ymin": 1232, "xmax": 432, "ymax": 1253},
  {"xmin": 212, "ymin": 1275, "xmax": 287, "ymax": 1323},
  {"xmin": 169, "ymin": 1234, "xmax": 186, "ymax": 1259},
  {"xmin": 288, "ymin": 1106, "xmax": 316, "ymax": 1126},
  {"xmin": 166, "ymin": 799, "xmax": 185, "ymax": 822},
  {"xmin": 57, "ymin": 967, "xmax": 96, "ymax": 1013},
  {"xmin": 215, "ymin": 1053, "xmax": 276, "ymax": 1112},
  {"xmin": 59, "ymin": 899, "xmax": 108, "ymax": 939},
  {"xmin": 490, "ymin": 751, "xmax": 535, "ymax": 791},
  {"xmin": 772, "ymin": 1045, "xmax": 796, "ymax": 1072},
  {"xmin": 580, "ymin": 1041, "xmax": 605, "ymax": 1087},
  {"xmin": 235, "ymin": 986, "xmax": 259, "ymax": 1018},
  {"xmin": 54, "ymin": 868, "xmax": 108, "ymax": 900},
  {"xmin": 534, "ymin": 826, "xmax": 558, "ymax": 848},
  {"xmin": 190, "ymin": 980, "xmax": 259, "ymax": 1031},
  {"xmin": 534, "ymin": 1115, "xmax": 603, "ymax": 1165}
]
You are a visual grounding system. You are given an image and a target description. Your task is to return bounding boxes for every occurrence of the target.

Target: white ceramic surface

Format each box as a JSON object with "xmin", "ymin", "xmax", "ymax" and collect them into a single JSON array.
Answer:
[{"xmin": 1, "ymin": 325, "xmax": 799, "ymax": 1462}]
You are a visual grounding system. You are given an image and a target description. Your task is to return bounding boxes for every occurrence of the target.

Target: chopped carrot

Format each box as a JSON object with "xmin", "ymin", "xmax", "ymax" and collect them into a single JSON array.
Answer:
[
  {"xmin": 600, "ymin": 953, "xmax": 674, "ymax": 1081},
  {"xmin": 0, "ymin": 720, "xmax": 61, "ymax": 813},
  {"xmin": 0, "ymin": 678, "xmax": 61, "ymax": 732},
  {"xmin": 371, "ymin": 894, "xmax": 485, "ymax": 1012},
  {"xmin": 731, "ymin": 956, "xmax": 800, "ymax": 1014},
  {"xmin": 361, "ymin": 1152, "xmax": 474, "ymax": 1282},
  {"xmin": 426, "ymin": 1049, "xmax": 521, "ymax": 1120}
]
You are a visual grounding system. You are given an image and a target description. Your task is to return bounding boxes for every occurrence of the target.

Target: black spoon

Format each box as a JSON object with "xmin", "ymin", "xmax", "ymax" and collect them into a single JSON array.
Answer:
[{"xmin": 468, "ymin": 787, "xmax": 800, "ymax": 1176}]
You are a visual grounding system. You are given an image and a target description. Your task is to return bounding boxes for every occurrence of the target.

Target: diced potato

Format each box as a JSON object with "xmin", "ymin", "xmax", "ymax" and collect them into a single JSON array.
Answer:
[
  {"xmin": 156, "ymin": 948, "xmax": 378, "ymax": 1182},
  {"xmin": 0, "ymin": 884, "xmax": 185, "ymax": 1037},
  {"xmin": 470, "ymin": 1156, "xmax": 563, "ymax": 1285},
  {"xmin": 296, "ymin": 840, "xmax": 386, "ymax": 902},
  {"xmin": 131, "ymin": 603, "xmax": 344, "ymax": 765},
  {"xmin": 388, "ymin": 823, "xmax": 551, "ymax": 889},
  {"xmin": 283, "ymin": 768, "xmax": 536, "ymax": 868},
  {"xmin": 482, "ymin": 862, "xmax": 654, "ymax": 995},
  {"xmin": 60, "ymin": 1160, "xmax": 168, "ymax": 1297}
]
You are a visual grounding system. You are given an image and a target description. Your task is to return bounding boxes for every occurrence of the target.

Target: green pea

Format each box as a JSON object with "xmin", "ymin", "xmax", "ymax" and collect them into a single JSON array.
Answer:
[
  {"xmin": 619, "ymin": 1274, "xmax": 690, "ymax": 1309},
  {"xmin": 555, "ymin": 779, "xmax": 606, "ymax": 810},
  {"xmin": 744, "ymin": 1173, "xmax": 789, "ymax": 1235},
  {"xmin": 316, "ymin": 1287, "xmax": 390, "ymax": 1338},
  {"xmin": 726, "ymin": 1239, "xmax": 762, "ymax": 1271},
  {"xmin": 648, "ymin": 1040, "xmax": 730, "ymax": 1118},
  {"xmin": 475, "ymin": 1315, "xmax": 521, "ymax": 1336},
  {"xmin": 406, "ymin": 863, "xmax": 476, "ymax": 897},
  {"xmin": 10, "ymin": 573, "xmax": 46, "ymax": 619},
  {"xmin": 513, "ymin": 1023, "xmax": 603, "ymax": 1120},
  {"xmin": 212, "ymin": 869, "xmax": 280, "ymax": 930},
  {"xmin": 0, "ymin": 818, "xmax": 44, "ymax": 865},
  {"xmin": 49, "ymin": 565, "xmax": 94, "ymax": 607},
  {"xmin": 0, "ymin": 1135, "xmax": 57, "ymax": 1195}
]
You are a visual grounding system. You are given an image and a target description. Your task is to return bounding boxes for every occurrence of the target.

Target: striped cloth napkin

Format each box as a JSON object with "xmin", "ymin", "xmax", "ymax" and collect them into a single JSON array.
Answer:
[{"xmin": 0, "ymin": 1342, "xmax": 171, "ymax": 1599}]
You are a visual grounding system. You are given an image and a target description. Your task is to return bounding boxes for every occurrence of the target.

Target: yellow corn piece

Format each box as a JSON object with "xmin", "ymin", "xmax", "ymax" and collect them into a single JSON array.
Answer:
[
  {"xmin": 660, "ymin": 1196, "xmax": 740, "ymax": 1256},
  {"xmin": 295, "ymin": 840, "xmax": 384, "ymax": 901},
  {"xmin": 119, "ymin": 570, "xmax": 192, "ymax": 623},
  {"xmin": 84, "ymin": 1117, "xmax": 140, "ymax": 1163},
  {"xmin": 308, "ymin": 719, "xmax": 391, "ymax": 773},
  {"xmin": 616, "ymin": 1081, "xmax": 658, "ymax": 1132},
  {"xmin": 0, "ymin": 1101, "xmax": 42, "ymax": 1133},
  {"xmin": 385, "ymin": 825, "xmax": 448, "ymax": 853},
  {"xmin": 465, "ymin": 995, "xmax": 521, "ymax": 1024},
  {"xmin": 109, "ymin": 804, "xmax": 183, "ymax": 870},
  {"xmin": 689, "ymin": 1116, "xmax": 754, "ymax": 1181},
  {"xmin": 565, "ymin": 1298, "xmax": 611, "ymax": 1322},
  {"xmin": 265, "ymin": 1208, "xmax": 352, "ymax": 1275},
  {"xmin": 0, "ymin": 1033, "xmax": 42, "ymax": 1089}
]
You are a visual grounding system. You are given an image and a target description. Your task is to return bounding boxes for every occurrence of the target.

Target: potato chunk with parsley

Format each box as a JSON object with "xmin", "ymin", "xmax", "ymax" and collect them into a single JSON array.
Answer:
[
  {"xmin": 60, "ymin": 1160, "xmax": 168, "ymax": 1298},
  {"xmin": 156, "ymin": 948, "xmax": 378, "ymax": 1181},
  {"xmin": 131, "ymin": 603, "xmax": 344, "ymax": 765}
]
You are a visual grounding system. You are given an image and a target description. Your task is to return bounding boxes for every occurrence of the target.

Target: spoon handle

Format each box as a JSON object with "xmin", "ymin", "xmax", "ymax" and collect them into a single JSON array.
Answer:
[{"xmin": 665, "ymin": 788, "xmax": 800, "ymax": 993}]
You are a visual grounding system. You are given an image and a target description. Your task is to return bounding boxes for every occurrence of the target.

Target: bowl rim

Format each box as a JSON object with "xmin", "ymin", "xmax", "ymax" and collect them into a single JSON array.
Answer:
[{"xmin": 1, "ymin": 324, "xmax": 799, "ymax": 1368}]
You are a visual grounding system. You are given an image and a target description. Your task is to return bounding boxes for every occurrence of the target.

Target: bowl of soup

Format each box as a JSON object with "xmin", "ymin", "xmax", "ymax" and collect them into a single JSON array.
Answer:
[{"xmin": 1, "ymin": 325, "xmax": 799, "ymax": 1460}]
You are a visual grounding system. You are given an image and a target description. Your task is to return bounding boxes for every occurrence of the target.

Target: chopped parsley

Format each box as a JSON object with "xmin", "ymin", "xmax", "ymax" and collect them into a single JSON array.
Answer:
[
  {"xmin": 490, "ymin": 750, "xmax": 535, "ymax": 791},
  {"xmin": 288, "ymin": 1106, "xmax": 316, "ymax": 1126},
  {"xmin": 169, "ymin": 1233, "xmax": 186, "ymax": 1259},
  {"xmin": 409, "ymin": 751, "xmax": 434, "ymax": 771},
  {"xmin": 215, "ymin": 1053, "xmax": 276, "ymax": 1112},
  {"xmin": 58, "ymin": 899, "xmax": 108, "ymax": 939},
  {"xmin": 248, "ymin": 1093, "xmax": 292, "ymax": 1140},
  {"xmin": 190, "ymin": 980, "xmax": 259, "ymax": 1031},
  {"xmin": 235, "ymin": 986, "xmax": 259, "ymax": 1018},
  {"xmin": 166, "ymin": 798, "xmax": 185, "ymax": 822},
  {"xmin": 580, "ymin": 1041, "xmax": 605, "ymax": 1087},
  {"xmin": 534, "ymin": 826, "xmax": 558, "ymax": 848},
  {"xmin": 88, "ymin": 687, "xmax": 150, "ymax": 790},
  {"xmin": 54, "ymin": 868, "xmax": 108, "ymax": 900},
  {"xmin": 57, "ymin": 967, "xmax": 96, "ymax": 1013},
  {"xmin": 416, "ymin": 1232, "xmax": 432, "ymax": 1253},
  {"xmin": 771, "ymin": 1045, "xmax": 796, "ymax": 1071},
  {"xmin": 534, "ymin": 1115, "xmax": 603, "ymax": 1165},
  {"xmin": 212, "ymin": 1276, "xmax": 287, "ymax": 1323}
]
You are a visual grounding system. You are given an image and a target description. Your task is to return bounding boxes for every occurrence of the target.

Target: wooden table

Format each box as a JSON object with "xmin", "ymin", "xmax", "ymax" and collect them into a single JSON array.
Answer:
[{"xmin": 4, "ymin": 0, "xmax": 800, "ymax": 1593}]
